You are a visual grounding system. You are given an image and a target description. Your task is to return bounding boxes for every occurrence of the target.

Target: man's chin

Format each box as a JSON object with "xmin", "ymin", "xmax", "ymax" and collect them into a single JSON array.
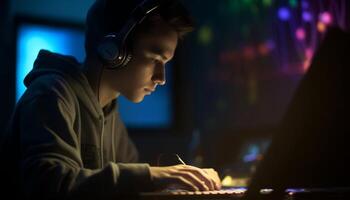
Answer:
[{"xmin": 123, "ymin": 94, "xmax": 145, "ymax": 103}]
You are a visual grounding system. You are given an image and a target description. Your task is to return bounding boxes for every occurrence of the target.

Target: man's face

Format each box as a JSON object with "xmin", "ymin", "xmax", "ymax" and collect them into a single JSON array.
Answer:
[{"xmin": 105, "ymin": 20, "xmax": 178, "ymax": 103}]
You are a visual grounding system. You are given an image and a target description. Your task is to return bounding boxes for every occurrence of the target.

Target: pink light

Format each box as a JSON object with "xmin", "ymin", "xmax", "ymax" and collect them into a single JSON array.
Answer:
[
  {"xmin": 295, "ymin": 28, "xmax": 306, "ymax": 40},
  {"xmin": 303, "ymin": 59, "xmax": 311, "ymax": 72},
  {"xmin": 305, "ymin": 48, "xmax": 313, "ymax": 59},
  {"xmin": 319, "ymin": 12, "xmax": 333, "ymax": 25},
  {"xmin": 303, "ymin": 48, "xmax": 314, "ymax": 72}
]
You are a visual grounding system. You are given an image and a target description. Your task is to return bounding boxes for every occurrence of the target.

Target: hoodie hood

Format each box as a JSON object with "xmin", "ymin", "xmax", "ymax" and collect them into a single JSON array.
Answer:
[
  {"xmin": 24, "ymin": 50, "xmax": 82, "ymax": 87},
  {"xmin": 24, "ymin": 49, "xmax": 115, "ymax": 120}
]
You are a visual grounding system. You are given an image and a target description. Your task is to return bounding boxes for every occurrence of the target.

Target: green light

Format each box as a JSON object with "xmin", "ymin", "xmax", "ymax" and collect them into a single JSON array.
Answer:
[
  {"xmin": 228, "ymin": 0, "xmax": 240, "ymax": 13},
  {"xmin": 251, "ymin": 5, "xmax": 259, "ymax": 15},
  {"xmin": 198, "ymin": 25, "xmax": 213, "ymax": 45},
  {"xmin": 243, "ymin": 0, "xmax": 253, "ymax": 6},
  {"xmin": 289, "ymin": 0, "xmax": 298, "ymax": 8},
  {"xmin": 262, "ymin": 0, "xmax": 272, "ymax": 7}
]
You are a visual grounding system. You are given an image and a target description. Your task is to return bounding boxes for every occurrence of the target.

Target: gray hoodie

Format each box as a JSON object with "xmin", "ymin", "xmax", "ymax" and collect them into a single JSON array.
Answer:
[{"xmin": 2, "ymin": 50, "xmax": 153, "ymax": 199}]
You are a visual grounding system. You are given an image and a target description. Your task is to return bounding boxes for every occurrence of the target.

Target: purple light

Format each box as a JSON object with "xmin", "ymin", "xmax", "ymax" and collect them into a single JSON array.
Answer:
[
  {"xmin": 278, "ymin": 7, "xmax": 291, "ymax": 21},
  {"xmin": 319, "ymin": 12, "xmax": 333, "ymax": 25},
  {"xmin": 301, "ymin": 1, "xmax": 309, "ymax": 9},
  {"xmin": 295, "ymin": 28, "xmax": 306, "ymax": 40},
  {"xmin": 266, "ymin": 39, "xmax": 276, "ymax": 50},
  {"xmin": 302, "ymin": 11, "xmax": 313, "ymax": 22}
]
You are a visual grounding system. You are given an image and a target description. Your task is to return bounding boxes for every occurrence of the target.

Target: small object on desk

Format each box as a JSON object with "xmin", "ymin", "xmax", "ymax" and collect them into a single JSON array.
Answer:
[{"xmin": 175, "ymin": 154, "xmax": 186, "ymax": 165}]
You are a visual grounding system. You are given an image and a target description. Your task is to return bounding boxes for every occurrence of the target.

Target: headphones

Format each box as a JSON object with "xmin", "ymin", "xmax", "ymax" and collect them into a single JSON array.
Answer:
[{"xmin": 97, "ymin": 0, "xmax": 160, "ymax": 69}]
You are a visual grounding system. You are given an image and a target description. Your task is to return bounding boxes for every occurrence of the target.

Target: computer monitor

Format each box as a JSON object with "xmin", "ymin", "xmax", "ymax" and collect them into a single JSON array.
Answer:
[
  {"xmin": 15, "ymin": 17, "xmax": 175, "ymax": 130},
  {"xmin": 247, "ymin": 27, "xmax": 350, "ymax": 194}
]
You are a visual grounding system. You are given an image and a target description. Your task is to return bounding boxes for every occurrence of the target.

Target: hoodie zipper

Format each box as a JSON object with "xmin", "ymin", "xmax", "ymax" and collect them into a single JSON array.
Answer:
[{"xmin": 100, "ymin": 115, "xmax": 105, "ymax": 168}]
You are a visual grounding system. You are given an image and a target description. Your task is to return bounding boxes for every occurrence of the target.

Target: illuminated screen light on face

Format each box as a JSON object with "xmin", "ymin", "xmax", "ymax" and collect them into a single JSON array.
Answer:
[{"xmin": 16, "ymin": 22, "xmax": 174, "ymax": 129}]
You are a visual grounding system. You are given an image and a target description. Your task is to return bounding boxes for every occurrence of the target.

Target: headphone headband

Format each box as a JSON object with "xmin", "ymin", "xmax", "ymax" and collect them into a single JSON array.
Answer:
[{"xmin": 97, "ymin": 0, "xmax": 160, "ymax": 69}]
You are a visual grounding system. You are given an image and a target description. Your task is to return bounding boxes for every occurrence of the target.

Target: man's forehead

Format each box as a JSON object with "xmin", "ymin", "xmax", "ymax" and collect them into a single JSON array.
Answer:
[{"xmin": 143, "ymin": 31, "xmax": 177, "ymax": 54}]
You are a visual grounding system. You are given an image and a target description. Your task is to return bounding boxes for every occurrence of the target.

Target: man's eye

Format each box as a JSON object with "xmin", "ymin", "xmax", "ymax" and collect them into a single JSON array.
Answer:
[{"xmin": 151, "ymin": 58, "xmax": 159, "ymax": 63}]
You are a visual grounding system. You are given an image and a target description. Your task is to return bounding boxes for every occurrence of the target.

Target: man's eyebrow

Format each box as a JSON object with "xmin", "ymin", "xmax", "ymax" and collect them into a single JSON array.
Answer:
[{"xmin": 149, "ymin": 45, "xmax": 172, "ymax": 61}]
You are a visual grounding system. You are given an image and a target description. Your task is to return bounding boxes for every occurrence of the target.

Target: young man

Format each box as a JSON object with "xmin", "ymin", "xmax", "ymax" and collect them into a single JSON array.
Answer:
[{"xmin": 1, "ymin": 0, "xmax": 221, "ymax": 199}]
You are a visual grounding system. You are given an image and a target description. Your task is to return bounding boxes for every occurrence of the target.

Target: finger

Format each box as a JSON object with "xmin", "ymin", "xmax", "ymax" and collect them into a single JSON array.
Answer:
[
  {"xmin": 167, "ymin": 176, "xmax": 200, "ymax": 191},
  {"xmin": 180, "ymin": 166, "xmax": 215, "ymax": 191},
  {"xmin": 204, "ymin": 169, "xmax": 221, "ymax": 190},
  {"xmin": 172, "ymin": 171, "xmax": 210, "ymax": 191}
]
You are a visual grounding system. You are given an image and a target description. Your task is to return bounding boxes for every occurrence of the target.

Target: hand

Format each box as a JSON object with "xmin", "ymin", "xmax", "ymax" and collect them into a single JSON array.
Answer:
[
  {"xmin": 202, "ymin": 168, "xmax": 222, "ymax": 190},
  {"xmin": 149, "ymin": 165, "xmax": 221, "ymax": 191}
]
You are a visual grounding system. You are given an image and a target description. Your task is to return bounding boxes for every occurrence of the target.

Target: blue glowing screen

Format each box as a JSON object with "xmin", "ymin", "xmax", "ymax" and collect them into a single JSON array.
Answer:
[{"xmin": 16, "ymin": 22, "xmax": 173, "ymax": 129}]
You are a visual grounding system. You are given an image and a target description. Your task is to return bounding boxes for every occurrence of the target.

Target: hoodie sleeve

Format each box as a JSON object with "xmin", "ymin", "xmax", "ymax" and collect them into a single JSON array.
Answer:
[{"xmin": 18, "ymin": 94, "xmax": 153, "ymax": 199}]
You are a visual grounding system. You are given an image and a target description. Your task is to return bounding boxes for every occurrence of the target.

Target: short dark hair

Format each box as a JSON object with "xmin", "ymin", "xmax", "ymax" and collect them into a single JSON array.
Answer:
[{"xmin": 85, "ymin": 0, "xmax": 194, "ymax": 57}]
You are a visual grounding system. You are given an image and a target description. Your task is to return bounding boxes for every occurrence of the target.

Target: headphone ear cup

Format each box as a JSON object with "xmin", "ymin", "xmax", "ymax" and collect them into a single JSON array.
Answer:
[
  {"xmin": 97, "ymin": 35, "xmax": 132, "ymax": 69},
  {"xmin": 121, "ymin": 52, "xmax": 132, "ymax": 68},
  {"xmin": 97, "ymin": 35, "xmax": 119, "ymax": 61}
]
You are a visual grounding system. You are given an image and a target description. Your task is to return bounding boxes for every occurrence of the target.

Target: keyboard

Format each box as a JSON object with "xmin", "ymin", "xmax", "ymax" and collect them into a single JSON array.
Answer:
[
  {"xmin": 139, "ymin": 187, "xmax": 350, "ymax": 200},
  {"xmin": 140, "ymin": 188, "xmax": 247, "ymax": 200}
]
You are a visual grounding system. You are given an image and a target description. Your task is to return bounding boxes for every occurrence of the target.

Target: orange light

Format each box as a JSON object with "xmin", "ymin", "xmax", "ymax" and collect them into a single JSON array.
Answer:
[{"xmin": 317, "ymin": 21, "xmax": 326, "ymax": 33}]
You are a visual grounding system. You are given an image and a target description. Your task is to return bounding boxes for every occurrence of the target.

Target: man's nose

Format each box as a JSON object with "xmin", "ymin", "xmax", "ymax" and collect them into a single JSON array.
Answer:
[{"xmin": 152, "ymin": 63, "xmax": 166, "ymax": 85}]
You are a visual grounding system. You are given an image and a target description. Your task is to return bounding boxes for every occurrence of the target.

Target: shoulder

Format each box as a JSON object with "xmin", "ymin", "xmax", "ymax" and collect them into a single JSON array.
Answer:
[{"xmin": 20, "ymin": 73, "xmax": 78, "ymax": 112}]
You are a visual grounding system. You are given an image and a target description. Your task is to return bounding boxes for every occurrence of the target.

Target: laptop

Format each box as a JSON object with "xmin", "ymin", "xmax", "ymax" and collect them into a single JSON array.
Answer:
[{"xmin": 139, "ymin": 27, "xmax": 350, "ymax": 200}]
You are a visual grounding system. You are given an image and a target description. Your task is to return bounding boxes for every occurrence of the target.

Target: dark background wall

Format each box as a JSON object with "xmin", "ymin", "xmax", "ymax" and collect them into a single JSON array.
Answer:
[{"xmin": 0, "ymin": 0, "xmax": 11, "ymax": 132}]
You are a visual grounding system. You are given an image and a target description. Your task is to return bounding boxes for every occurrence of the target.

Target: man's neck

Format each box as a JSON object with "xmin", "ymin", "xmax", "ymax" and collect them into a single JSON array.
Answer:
[{"xmin": 83, "ymin": 57, "xmax": 120, "ymax": 108}]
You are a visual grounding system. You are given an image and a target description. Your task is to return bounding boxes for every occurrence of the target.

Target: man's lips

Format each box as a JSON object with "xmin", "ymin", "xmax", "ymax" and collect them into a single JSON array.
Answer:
[{"xmin": 144, "ymin": 88, "xmax": 155, "ymax": 94}]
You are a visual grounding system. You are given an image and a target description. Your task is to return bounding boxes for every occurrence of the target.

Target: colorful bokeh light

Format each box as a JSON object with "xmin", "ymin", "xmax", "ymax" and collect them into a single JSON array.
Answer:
[
  {"xmin": 302, "ymin": 11, "xmax": 313, "ymax": 22},
  {"xmin": 295, "ymin": 27, "xmax": 306, "ymax": 40},
  {"xmin": 243, "ymin": 46, "xmax": 256, "ymax": 60},
  {"xmin": 258, "ymin": 43, "xmax": 270, "ymax": 56},
  {"xmin": 262, "ymin": 0, "xmax": 273, "ymax": 7},
  {"xmin": 301, "ymin": 0, "xmax": 309, "ymax": 9},
  {"xmin": 303, "ymin": 48, "xmax": 314, "ymax": 71},
  {"xmin": 289, "ymin": 0, "xmax": 298, "ymax": 8},
  {"xmin": 278, "ymin": 7, "xmax": 291, "ymax": 21},
  {"xmin": 317, "ymin": 21, "xmax": 326, "ymax": 32},
  {"xmin": 319, "ymin": 12, "xmax": 333, "ymax": 25},
  {"xmin": 198, "ymin": 25, "xmax": 213, "ymax": 45}
]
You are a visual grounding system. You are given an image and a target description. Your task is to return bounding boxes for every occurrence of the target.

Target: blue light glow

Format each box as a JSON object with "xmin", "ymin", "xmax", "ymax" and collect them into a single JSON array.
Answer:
[
  {"xmin": 278, "ymin": 7, "xmax": 291, "ymax": 21},
  {"xmin": 16, "ymin": 24, "xmax": 85, "ymax": 101}
]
